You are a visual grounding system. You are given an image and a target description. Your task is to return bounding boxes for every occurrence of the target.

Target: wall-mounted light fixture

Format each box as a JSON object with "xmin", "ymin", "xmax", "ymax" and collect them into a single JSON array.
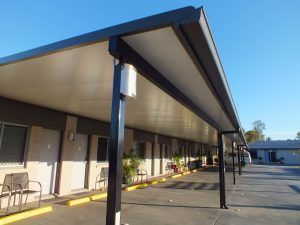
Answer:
[
  {"xmin": 121, "ymin": 64, "xmax": 137, "ymax": 98},
  {"xmin": 68, "ymin": 131, "xmax": 75, "ymax": 141}
]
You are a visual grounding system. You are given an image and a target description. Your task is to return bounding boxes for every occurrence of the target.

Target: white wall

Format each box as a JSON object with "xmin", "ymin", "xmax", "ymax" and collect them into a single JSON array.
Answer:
[
  {"xmin": 252, "ymin": 149, "xmax": 300, "ymax": 165},
  {"xmin": 140, "ymin": 142, "xmax": 152, "ymax": 177},
  {"xmin": 277, "ymin": 150, "xmax": 300, "ymax": 165}
]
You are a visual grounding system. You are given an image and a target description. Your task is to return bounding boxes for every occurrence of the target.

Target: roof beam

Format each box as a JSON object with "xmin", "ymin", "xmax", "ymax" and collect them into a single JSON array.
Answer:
[{"xmin": 109, "ymin": 36, "xmax": 223, "ymax": 132}]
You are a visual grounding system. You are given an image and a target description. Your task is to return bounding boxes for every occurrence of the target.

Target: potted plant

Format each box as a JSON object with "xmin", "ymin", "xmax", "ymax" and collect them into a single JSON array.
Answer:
[
  {"xmin": 183, "ymin": 164, "xmax": 189, "ymax": 172},
  {"xmin": 279, "ymin": 157, "xmax": 285, "ymax": 164},
  {"xmin": 122, "ymin": 153, "xmax": 140, "ymax": 185},
  {"xmin": 258, "ymin": 156, "xmax": 263, "ymax": 164},
  {"xmin": 172, "ymin": 153, "xmax": 183, "ymax": 172}
]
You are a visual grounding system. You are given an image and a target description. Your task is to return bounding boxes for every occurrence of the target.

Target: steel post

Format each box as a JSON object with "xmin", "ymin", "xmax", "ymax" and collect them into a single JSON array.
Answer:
[
  {"xmin": 242, "ymin": 146, "xmax": 245, "ymax": 166},
  {"xmin": 232, "ymin": 142, "xmax": 236, "ymax": 185},
  {"xmin": 237, "ymin": 145, "xmax": 242, "ymax": 175},
  {"xmin": 106, "ymin": 59, "xmax": 126, "ymax": 225},
  {"xmin": 218, "ymin": 132, "xmax": 227, "ymax": 209}
]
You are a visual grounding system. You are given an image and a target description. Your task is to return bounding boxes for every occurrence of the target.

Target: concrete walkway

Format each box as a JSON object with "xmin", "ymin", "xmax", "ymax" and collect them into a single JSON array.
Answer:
[
  {"xmin": 7, "ymin": 165, "xmax": 300, "ymax": 225},
  {"xmin": 217, "ymin": 164, "xmax": 300, "ymax": 225}
]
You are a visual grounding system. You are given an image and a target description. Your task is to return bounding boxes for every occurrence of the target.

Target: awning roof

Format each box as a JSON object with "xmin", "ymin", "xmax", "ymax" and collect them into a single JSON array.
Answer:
[{"xmin": 0, "ymin": 6, "xmax": 246, "ymax": 146}]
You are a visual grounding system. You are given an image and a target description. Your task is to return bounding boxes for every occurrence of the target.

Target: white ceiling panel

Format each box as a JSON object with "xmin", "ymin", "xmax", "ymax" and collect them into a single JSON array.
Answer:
[
  {"xmin": 123, "ymin": 27, "xmax": 234, "ymax": 131},
  {"xmin": 0, "ymin": 40, "xmax": 218, "ymax": 144}
]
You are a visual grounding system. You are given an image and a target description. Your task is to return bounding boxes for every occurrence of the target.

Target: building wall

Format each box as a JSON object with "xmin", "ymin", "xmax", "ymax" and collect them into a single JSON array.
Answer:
[
  {"xmin": 0, "ymin": 97, "xmax": 217, "ymax": 208},
  {"xmin": 59, "ymin": 116, "xmax": 77, "ymax": 195},
  {"xmin": 153, "ymin": 142, "xmax": 161, "ymax": 176},
  {"xmin": 251, "ymin": 149, "xmax": 300, "ymax": 165},
  {"xmin": 276, "ymin": 150, "xmax": 300, "ymax": 165},
  {"xmin": 0, "ymin": 126, "xmax": 43, "ymax": 206},
  {"xmin": 141, "ymin": 142, "xmax": 152, "ymax": 176}
]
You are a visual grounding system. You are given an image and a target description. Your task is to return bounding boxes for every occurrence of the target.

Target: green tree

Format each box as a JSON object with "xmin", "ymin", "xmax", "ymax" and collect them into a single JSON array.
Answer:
[
  {"xmin": 252, "ymin": 120, "xmax": 266, "ymax": 141},
  {"xmin": 296, "ymin": 132, "xmax": 300, "ymax": 140},
  {"xmin": 243, "ymin": 120, "xmax": 266, "ymax": 143},
  {"xmin": 244, "ymin": 130, "xmax": 260, "ymax": 143}
]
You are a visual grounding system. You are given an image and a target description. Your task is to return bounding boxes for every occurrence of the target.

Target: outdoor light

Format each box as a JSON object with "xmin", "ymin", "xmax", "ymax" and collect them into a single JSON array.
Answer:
[
  {"xmin": 68, "ymin": 131, "xmax": 75, "ymax": 141},
  {"xmin": 121, "ymin": 64, "xmax": 137, "ymax": 98}
]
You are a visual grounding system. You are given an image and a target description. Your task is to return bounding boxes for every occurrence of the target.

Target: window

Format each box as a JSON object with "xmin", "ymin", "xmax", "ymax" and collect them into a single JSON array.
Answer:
[
  {"xmin": 0, "ymin": 123, "xmax": 28, "ymax": 166},
  {"xmin": 132, "ymin": 142, "xmax": 145, "ymax": 159},
  {"xmin": 164, "ymin": 145, "xmax": 169, "ymax": 159},
  {"xmin": 250, "ymin": 151, "xmax": 257, "ymax": 159},
  {"xmin": 191, "ymin": 148, "xmax": 195, "ymax": 157},
  {"xmin": 97, "ymin": 137, "xmax": 109, "ymax": 162},
  {"xmin": 178, "ymin": 147, "xmax": 183, "ymax": 156},
  {"xmin": 163, "ymin": 145, "xmax": 172, "ymax": 160},
  {"xmin": 169, "ymin": 148, "xmax": 173, "ymax": 160}
]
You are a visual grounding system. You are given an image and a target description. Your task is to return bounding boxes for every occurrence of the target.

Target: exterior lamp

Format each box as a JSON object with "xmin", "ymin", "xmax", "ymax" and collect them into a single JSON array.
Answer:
[
  {"xmin": 121, "ymin": 64, "xmax": 137, "ymax": 98},
  {"xmin": 68, "ymin": 131, "xmax": 75, "ymax": 141}
]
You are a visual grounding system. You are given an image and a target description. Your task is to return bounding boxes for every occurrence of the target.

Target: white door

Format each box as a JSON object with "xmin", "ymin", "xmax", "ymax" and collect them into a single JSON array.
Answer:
[
  {"xmin": 71, "ymin": 134, "xmax": 88, "ymax": 191},
  {"xmin": 37, "ymin": 129, "xmax": 61, "ymax": 195}
]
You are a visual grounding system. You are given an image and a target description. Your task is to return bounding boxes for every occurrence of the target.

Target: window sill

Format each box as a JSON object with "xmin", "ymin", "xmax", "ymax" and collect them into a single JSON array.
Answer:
[
  {"xmin": 0, "ymin": 165, "xmax": 25, "ymax": 170},
  {"xmin": 96, "ymin": 161, "xmax": 109, "ymax": 166}
]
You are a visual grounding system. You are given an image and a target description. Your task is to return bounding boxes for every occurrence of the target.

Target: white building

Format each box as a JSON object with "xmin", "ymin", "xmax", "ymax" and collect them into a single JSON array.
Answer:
[{"xmin": 249, "ymin": 140, "xmax": 300, "ymax": 165}]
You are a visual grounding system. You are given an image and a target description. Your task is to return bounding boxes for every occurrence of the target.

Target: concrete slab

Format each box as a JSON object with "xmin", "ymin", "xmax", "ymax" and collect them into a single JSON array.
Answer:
[
  {"xmin": 4, "ymin": 165, "xmax": 300, "ymax": 225},
  {"xmin": 217, "ymin": 165, "xmax": 300, "ymax": 225}
]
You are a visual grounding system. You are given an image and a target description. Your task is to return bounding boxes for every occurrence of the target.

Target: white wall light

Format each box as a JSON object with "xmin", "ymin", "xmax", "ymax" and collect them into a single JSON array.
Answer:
[
  {"xmin": 68, "ymin": 131, "xmax": 75, "ymax": 141},
  {"xmin": 121, "ymin": 64, "xmax": 137, "ymax": 98}
]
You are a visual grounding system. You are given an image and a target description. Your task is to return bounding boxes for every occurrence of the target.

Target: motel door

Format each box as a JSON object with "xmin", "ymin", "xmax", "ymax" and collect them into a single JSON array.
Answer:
[
  {"xmin": 37, "ymin": 129, "xmax": 61, "ymax": 195},
  {"xmin": 269, "ymin": 151, "xmax": 277, "ymax": 162},
  {"xmin": 71, "ymin": 133, "xmax": 88, "ymax": 191}
]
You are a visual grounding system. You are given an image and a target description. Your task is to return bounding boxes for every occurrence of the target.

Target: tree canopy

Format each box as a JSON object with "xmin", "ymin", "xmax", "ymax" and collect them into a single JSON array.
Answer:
[
  {"xmin": 296, "ymin": 132, "xmax": 300, "ymax": 140},
  {"xmin": 244, "ymin": 120, "xmax": 266, "ymax": 143}
]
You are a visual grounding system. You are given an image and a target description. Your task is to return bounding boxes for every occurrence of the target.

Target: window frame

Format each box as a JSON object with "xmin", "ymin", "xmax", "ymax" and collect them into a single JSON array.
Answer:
[
  {"xmin": 168, "ymin": 146, "xmax": 173, "ymax": 160},
  {"xmin": 0, "ymin": 122, "xmax": 29, "ymax": 168},
  {"xmin": 97, "ymin": 136, "xmax": 109, "ymax": 163},
  {"xmin": 249, "ymin": 150, "xmax": 257, "ymax": 159},
  {"xmin": 164, "ymin": 145, "xmax": 169, "ymax": 159},
  {"xmin": 132, "ymin": 141, "xmax": 146, "ymax": 160}
]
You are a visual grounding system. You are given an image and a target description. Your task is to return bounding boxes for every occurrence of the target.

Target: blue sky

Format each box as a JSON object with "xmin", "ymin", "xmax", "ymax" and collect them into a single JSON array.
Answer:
[{"xmin": 0, "ymin": 1, "xmax": 299, "ymax": 140}]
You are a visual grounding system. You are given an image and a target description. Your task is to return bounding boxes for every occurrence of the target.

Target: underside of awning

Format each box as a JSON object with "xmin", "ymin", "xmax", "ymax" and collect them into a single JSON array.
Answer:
[{"xmin": 0, "ymin": 6, "xmax": 246, "ymax": 146}]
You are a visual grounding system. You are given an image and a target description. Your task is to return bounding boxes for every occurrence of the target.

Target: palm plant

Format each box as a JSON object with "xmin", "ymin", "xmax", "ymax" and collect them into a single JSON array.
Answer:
[
  {"xmin": 122, "ymin": 153, "xmax": 140, "ymax": 185},
  {"xmin": 172, "ymin": 152, "xmax": 183, "ymax": 169}
]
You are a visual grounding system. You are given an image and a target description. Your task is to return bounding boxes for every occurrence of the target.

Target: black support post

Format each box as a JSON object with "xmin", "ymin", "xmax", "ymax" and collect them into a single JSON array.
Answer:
[
  {"xmin": 237, "ymin": 145, "xmax": 242, "ymax": 175},
  {"xmin": 242, "ymin": 146, "xmax": 245, "ymax": 166},
  {"xmin": 218, "ymin": 132, "xmax": 227, "ymax": 209},
  {"xmin": 106, "ymin": 59, "xmax": 126, "ymax": 225},
  {"xmin": 231, "ymin": 142, "xmax": 236, "ymax": 185}
]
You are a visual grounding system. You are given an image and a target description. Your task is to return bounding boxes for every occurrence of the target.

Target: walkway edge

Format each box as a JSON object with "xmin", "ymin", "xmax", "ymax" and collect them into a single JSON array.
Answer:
[
  {"xmin": 124, "ymin": 183, "xmax": 148, "ymax": 191},
  {"xmin": 0, "ymin": 206, "xmax": 52, "ymax": 225}
]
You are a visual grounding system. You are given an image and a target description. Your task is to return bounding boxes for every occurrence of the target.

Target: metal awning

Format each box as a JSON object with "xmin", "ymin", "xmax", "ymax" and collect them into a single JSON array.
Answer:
[{"xmin": 0, "ymin": 6, "xmax": 246, "ymax": 146}]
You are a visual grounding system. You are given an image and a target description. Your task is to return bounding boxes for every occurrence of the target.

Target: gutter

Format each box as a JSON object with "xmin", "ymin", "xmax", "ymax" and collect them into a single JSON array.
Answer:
[{"xmin": 176, "ymin": 7, "xmax": 247, "ymax": 145}]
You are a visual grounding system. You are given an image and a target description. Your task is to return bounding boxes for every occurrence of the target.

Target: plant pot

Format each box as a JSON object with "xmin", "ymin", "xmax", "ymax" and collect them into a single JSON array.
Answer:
[{"xmin": 122, "ymin": 175, "xmax": 133, "ymax": 185}]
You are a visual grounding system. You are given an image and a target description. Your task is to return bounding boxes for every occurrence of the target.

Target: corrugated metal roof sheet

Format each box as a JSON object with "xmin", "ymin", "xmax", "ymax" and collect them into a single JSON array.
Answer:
[{"xmin": 249, "ymin": 140, "xmax": 300, "ymax": 150}]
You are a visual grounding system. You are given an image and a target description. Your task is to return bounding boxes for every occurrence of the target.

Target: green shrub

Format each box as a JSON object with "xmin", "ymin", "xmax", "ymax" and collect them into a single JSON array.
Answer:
[
  {"xmin": 122, "ymin": 153, "xmax": 140, "ymax": 185},
  {"xmin": 172, "ymin": 152, "xmax": 183, "ymax": 168}
]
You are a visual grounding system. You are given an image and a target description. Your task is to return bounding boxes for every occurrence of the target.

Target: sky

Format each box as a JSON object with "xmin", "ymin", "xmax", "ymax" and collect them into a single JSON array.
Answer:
[{"xmin": 0, "ymin": 0, "xmax": 299, "ymax": 140}]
